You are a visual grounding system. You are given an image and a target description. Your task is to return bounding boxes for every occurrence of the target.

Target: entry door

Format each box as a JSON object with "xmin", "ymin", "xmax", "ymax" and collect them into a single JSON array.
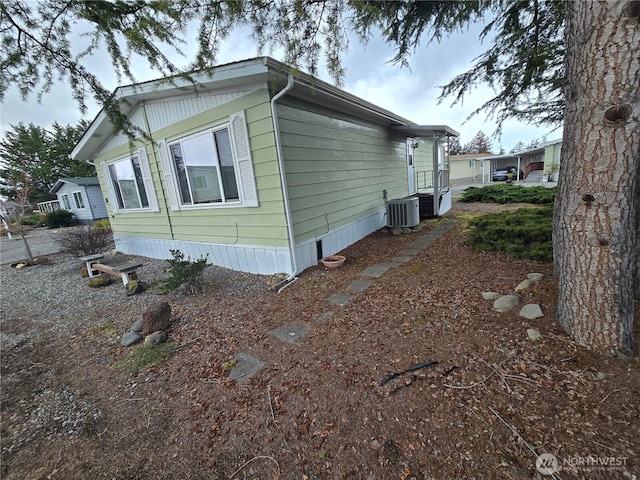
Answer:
[{"xmin": 406, "ymin": 138, "xmax": 416, "ymax": 195}]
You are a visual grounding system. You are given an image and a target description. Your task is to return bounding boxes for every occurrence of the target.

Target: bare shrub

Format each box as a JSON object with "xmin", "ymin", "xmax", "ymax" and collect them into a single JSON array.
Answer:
[{"xmin": 56, "ymin": 226, "xmax": 114, "ymax": 256}]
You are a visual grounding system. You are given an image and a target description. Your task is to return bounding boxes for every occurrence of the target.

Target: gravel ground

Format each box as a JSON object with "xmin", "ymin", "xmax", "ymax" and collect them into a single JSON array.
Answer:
[{"xmin": 0, "ymin": 250, "xmax": 268, "ymax": 348}]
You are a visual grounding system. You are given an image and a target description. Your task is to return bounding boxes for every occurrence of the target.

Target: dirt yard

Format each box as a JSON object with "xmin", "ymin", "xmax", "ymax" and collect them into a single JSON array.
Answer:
[{"xmin": 1, "ymin": 203, "xmax": 638, "ymax": 479}]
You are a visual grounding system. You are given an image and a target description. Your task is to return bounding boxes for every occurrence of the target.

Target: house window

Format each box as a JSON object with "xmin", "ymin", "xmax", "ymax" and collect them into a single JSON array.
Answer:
[
  {"xmin": 168, "ymin": 127, "xmax": 240, "ymax": 206},
  {"xmin": 107, "ymin": 156, "xmax": 150, "ymax": 210},
  {"xmin": 73, "ymin": 191, "xmax": 85, "ymax": 209},
  {"xmin": 61, "ymin": 194, "xmax": 71, "ymax": 210}
]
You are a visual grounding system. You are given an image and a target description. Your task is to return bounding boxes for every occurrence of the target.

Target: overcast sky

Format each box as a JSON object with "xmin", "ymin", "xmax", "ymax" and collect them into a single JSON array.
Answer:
[{"xmin": 0, "ymin": 23, "xmax": 562, "ymax": 152}]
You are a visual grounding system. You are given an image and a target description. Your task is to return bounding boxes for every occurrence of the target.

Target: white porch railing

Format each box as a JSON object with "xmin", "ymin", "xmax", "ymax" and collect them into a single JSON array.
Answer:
[{"xmin": 37, "ymin": 200, "xmax": 60, "ymax": 213}]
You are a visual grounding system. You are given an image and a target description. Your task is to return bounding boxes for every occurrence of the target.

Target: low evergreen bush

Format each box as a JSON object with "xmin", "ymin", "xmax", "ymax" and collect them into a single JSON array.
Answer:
[
  {"xmin": 44, "ymin": 209, "xmax": 75, "ymax": 228},
  {"xmin": 466, "ymin": 206, "xmax": 553, "ymax": 262},
  {"xmin": 161, "ymin": 249, "xmax": 208, "ymax": 294},
  {"xmin": 459, "ymin": 184, "xmax": 556, "ymax": 204},
  {"xmin": 20, "ymin": 213, "xmax": 45, "ymax": 226}
]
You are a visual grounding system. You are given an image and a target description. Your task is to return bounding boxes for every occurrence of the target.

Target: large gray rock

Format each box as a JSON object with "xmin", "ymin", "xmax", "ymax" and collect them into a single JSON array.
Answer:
[
  {"xmin": 520, "ymin": 304, "xmax": 544, "ymax": 319},
  {"xmin": 142, "ymin": 301, "xmax": 171, "ymax": 336},
  {"xmin": 482, "ymin": 291, "xmax": 502, "ymax": 300},
  {"xmin": 493, "ymin": 295, "xmax": 520, "ymax": 312},
  {"xmin": 527, "ymin": 273, "xmax": 545, "ymax": 282},
  {"xmin": 121, "ymin": 332, "xmax": 142, "ymax": 347},
  {"xmin": 144, "ymin": 330, "xmax": 167, "ymax": 345}
]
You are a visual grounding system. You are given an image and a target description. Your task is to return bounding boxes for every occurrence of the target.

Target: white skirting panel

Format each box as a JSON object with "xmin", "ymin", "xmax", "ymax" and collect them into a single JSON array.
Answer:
[
  {"xmin": 113, "ymin": 234, "xmax": 292, "ymax": 275},
  {"xmin": 438, "ymin": 191, "xmax": 452, "ymax": 216},
  {"xmin": 295, "ymin": 209, "xmax": 386, "ymax": 273}
]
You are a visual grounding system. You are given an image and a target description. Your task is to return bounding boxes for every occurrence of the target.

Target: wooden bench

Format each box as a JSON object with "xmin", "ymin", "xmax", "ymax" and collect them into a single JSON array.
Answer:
[{"xmin": 80, "ymin": 254, "xmax": 143, "ymax": 286}]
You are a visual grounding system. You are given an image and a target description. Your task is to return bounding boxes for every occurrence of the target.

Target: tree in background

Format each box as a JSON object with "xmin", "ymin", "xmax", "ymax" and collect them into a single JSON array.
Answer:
[
  {"xmin": 1, "ymin": 0, "xmax": 637, "ymax": 356},
  {"xmin": 0, "ymin": 176, "xmax": 36, "ymax": 263},
  {"xmin": 464, "ymin": 131, "xmax": 493, "ymax": 154},
  {"xmin": 510, "ymin": 141, "xmax": 526, "ymax": 154},
  {"xmin": 0, "ymin": 120, "xmax": 94, "ymax": 203},
  {"xmin": 446, "ymin": 137, "xmax": 463, "ymax": 156}
]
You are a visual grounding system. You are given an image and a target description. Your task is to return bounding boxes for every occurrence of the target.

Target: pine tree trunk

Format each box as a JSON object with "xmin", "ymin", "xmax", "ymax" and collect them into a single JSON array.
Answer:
[{"xmin": 553, "ymin": 0, "xmax": 639, "ymax": 357}]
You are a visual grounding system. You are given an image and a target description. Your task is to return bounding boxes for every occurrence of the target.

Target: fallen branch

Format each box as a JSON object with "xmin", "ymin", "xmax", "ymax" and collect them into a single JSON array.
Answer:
[
  {"xmin": 476, "ymin": 355, "xmax": 512, "ymax": 393},
  {"xmin": 229, "ymin": 455, "xmax": 280, "ymax": 479},
  {"xmin": 489, "ymin": 406, "xmax": 563, "ymax": 480},
  {"xmin": 443, "ymin": 355, "xmax": 515, "ymax": 390},
  {"xmin": 173, "ymin": 337, "xmax": 202, "ymax": 351},
  {"xmin": 599, "ymin": 388, "xmax": 626, "ymax": 404}
]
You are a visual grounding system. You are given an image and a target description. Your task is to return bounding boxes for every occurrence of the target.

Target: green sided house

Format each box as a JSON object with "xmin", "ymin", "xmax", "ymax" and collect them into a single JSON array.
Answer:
[{"xmin": 71, "ymin": 57, "xmax": 458, "ymax": 278}]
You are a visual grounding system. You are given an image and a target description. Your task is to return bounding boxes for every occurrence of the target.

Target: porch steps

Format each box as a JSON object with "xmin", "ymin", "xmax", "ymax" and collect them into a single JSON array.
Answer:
[{"xmin": 525, "ymin": 170, "xmax": 545, "ymax": 183}]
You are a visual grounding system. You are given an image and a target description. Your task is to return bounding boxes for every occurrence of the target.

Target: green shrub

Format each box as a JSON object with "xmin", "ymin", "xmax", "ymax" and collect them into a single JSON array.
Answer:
[
  {"xmin": 466, "ymin": 205, "xmax": 553, "ymax": 262},
  {"xmin": 93, "ymin": 218, "xmax": 112, "ymax": 231},
  {"xmin": 44, "ymin": 209, "xmax": 75, "ymax": 228},
  {"xmin": 161, "ymin": 249, "xmax": 208, "ymax": 294},
  {"xmin": 21, "ymin": 213, "xmax": 45, "ymax": 226},
  {"xmin": 459, "ymin": 184, "xmax": 556, "ymax": 205}
]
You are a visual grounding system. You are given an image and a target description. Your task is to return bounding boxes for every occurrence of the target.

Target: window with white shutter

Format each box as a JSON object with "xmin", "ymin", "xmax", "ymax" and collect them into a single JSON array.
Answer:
[{"xmin": 159, "ymin": 111, "xmax": 259, "ymax": 209}]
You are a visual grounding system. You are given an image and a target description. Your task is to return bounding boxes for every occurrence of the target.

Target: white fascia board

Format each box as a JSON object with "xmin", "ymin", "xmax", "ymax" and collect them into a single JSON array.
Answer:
[{"xmin": 72, "ymin": 59, "xmax": 271, "ymax": 161}]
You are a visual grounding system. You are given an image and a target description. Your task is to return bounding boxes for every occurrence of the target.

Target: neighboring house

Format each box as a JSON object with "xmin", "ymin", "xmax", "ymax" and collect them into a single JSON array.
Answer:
[
  {"xmin": 448, "ymin": 153, "xmax": 493, "ymax": 184},
  {"xmin": 49, "ymin": 177, "xmax": 108, "ymax": 225},
  {"xmin": 450, "ymin": 139, "xmax": 563, "ymax": 183},
  {"xmin": 71, "ymin": 57, "xmax": 458, "ymax": 277}
]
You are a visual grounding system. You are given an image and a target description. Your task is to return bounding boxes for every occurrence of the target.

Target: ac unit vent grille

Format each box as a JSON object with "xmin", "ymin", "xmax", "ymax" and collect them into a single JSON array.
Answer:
[{"xmin": 386, "ymin": 197, "xmax": 419, "ymax": 228}]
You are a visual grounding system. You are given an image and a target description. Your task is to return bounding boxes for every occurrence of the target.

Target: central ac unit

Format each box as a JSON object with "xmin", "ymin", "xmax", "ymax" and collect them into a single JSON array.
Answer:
[{"xmin": 386, "ymin": 197, "xmax": 419, "ymax": 228}]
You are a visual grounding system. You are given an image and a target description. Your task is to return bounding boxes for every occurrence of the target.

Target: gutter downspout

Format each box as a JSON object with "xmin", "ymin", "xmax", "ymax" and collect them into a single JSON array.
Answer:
[{"xmin": 270, "ymin": 74, "xmax": 297, "ymax": 286}]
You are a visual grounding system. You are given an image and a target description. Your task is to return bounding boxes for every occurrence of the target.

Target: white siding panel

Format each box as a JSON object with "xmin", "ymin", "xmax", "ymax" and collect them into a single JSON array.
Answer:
[
  {"xmin": 294, "ymin": 209, "xmax": 386, "ymax": 272},
  {"xmin": 98, "ymin": 107, "xmax": 147, "ymax": 154},
  {"xmin": 145, "ymin": 88, "xmax": 258, "ymax": 133},
  {"xmin": 112, "ymin": 234, "xmax": 291, "ymax": 275}
]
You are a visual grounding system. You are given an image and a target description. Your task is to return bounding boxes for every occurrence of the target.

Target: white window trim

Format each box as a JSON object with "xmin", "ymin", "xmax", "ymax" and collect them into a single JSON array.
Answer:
[
  {"xmin": 102, "ymin": 148, "xmax": 159, "ymax": 214},
  {"xmin": 72, "ymin": 191, "xmax": 85, "ymax": 209},
  {"xmin": 60, "ymin": 194, "xmax": 71, "ymax": 210},
  {"xmin": 158, "ymin": 111, "xmax": 258, "ymax": 211}
]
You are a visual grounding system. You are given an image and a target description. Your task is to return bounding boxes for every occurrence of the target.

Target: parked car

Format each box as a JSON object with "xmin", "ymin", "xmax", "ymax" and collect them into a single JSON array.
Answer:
[{"xmin": 492, "ymin": 166, "xmax": 524, "ymax": 182}]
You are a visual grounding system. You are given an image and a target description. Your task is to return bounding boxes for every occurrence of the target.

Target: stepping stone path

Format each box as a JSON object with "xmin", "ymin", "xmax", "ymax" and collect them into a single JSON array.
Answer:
[
  {"xmin": 226, "ymin": 219, "xmax": 457, "ymax": 383},
  {"xmin": 268, "ymin": 323, "xmax": 310, "ymax": 344},
  {"xmin": 328, "ymin": 293, "xmax": 355, "ymax": 306},
  {"xmin": 228, "ymin": 353, "xmax": 264, "ymax": 383}
]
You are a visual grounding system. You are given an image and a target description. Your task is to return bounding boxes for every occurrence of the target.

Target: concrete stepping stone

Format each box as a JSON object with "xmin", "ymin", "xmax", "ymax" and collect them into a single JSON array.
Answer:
[
  {"xmin": 229, "ymin": 352, "xmax": 264, "ymax": 383},
  {"xmin": 390, "ymin": 256, "xmax": 412, "ymax": 263},
  {"xmin": 359, "ymin": 265, "xmax": 391, "ymax": 278},
  {"xmin": 328, "ymin": 293, "xmax": 354, "ymax": 306},
  {"xmin": 398, "ymin": 248, "xmax": 421, "ymax": 256},
  {"xmin": 348, "ymin": 280, "xmax": 372, "ymax": 292},
  {"xmin": 376, "ymin": 262, "xmax": 401, "ymax": 268},
  {"xmin": 269, "ymin": 323, "xmax": 310, "ymax": 344},
  {"xmin": 527, "ymin": 273, "xmax": 545, "ymax": 282},
  {"xmin": 520, "ymin": 304, "xmax": 544, "ymax": 319},
  {"xmin": 316, "ymin": 311, "xmax": 334, "ymax": 323},
  {"xmin": 493, "ymin": 295, "xmax": 520, "ymax": 312}
]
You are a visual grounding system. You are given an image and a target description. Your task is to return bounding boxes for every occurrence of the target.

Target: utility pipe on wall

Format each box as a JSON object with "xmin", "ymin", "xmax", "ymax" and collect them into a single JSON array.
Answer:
[{"xmin": 270, "ymin": 74, "xmax": 297, "ymax": 282}]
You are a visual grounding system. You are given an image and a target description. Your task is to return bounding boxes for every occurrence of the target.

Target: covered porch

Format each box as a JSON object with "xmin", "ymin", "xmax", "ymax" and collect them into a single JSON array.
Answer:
[{"xmin": 393, "ymin": 125, "xmax": 459, "ymax": 218}]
